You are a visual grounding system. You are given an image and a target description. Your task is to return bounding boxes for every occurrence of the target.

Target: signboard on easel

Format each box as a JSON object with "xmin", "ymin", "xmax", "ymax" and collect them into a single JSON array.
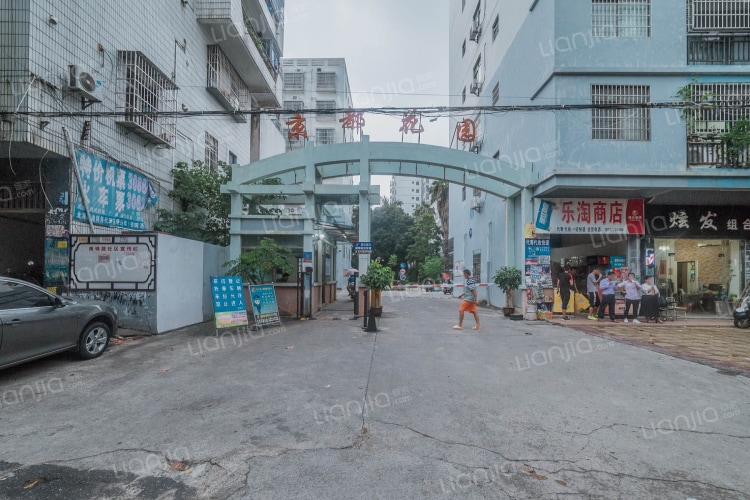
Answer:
[
  {"xmin": 248, "ymin": 284, "xmax": 282, "ymax": 327},
  {"xmin": 211, "ymin": 276, "xmax": 248, "ymax": 329}
]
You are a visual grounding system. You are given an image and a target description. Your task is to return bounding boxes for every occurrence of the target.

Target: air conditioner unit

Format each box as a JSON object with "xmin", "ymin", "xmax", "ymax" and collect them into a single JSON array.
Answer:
[
  {"xmin": 469, "ymin": 21, "xmax": 481, "ymax": 42},
  {"xmin": 470, "ymin": 81, "xmax": 482, "ymax": 96},
  {"xmin": 69, "ymin": 64, "xmax": 103, "ymax": 102},
  {"xmin": 471, "ymin": 196, "xmax": 482, "ymax": 213}
]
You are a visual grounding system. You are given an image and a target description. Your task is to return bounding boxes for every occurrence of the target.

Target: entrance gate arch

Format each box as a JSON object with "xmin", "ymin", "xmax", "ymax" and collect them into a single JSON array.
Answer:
[{"xmin": 222, "ymin": 136, "xmax": 533, "ymax": 314}]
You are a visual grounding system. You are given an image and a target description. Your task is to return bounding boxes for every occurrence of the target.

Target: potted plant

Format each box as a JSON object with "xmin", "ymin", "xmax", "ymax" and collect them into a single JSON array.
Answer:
[
  {"xmin": 493, "ymin": 266, "xmax": 522, "ymax": 317},
  {"xmin": 359, "ymin": 260, "xmax": 392, "ymax": 317}
]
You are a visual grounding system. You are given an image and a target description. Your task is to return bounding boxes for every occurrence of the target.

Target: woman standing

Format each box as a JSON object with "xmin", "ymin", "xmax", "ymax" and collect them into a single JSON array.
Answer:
[{"xmin": 641, "ymin": 276, "xmax": 662, "ymax": 323}]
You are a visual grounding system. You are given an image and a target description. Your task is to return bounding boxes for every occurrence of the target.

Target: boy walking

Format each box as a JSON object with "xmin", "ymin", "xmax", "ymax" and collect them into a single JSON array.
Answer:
[{"xmin": 454, "ymin": 269, "xmax": 480, "ymax": 330}]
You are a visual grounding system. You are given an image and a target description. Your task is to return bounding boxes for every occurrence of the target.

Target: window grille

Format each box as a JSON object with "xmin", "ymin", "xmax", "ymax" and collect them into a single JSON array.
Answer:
[
  {"xmin": 316, "ymin": 128, "xmax": 335, "ymax": 145},
  {"xmin": 473, "ymin": 2, "xmax": 481, "ymax": 26},
  {"xmin": 205, "ymin": 132, "xmax": 219, "ymax": 171},
  {"xmin": 686, "ymin": 82, "xmax": 750, "ymax": 134},
  {"xmin": 206, "ymin": 45, "xmax": 249, "ymax": 114},
  {"xmin": 115, "ymin": 51, "xmax": 177, "ymax": 146},
  {"xmin": 592, "ymin": 0, "xmax": 650, "ymax": 38},
  {"xmin": 591, "ymin": 84, "xmax": 651, "ymax": 141},
  {"xmin": 688, "ymin": 0, "xmax": 750, "ymax": 31},
  {"xmin": 688, "ymin": 34, "xmax": 750, "ymax": 64},
  {"xmin": 492, "ymin": 15, "xmax": 500, "ymax": 41},
  {"xmin": 283, "ymin": 72, "xmax": 304, "ymax": 90},
  {"xmin": 317, "ymin": 72, "xmax": 337, "ymax": 91},
  {"xmin": 317, "ymin": 100, "xmax": 337, "ymax": 110},
  {"xmin": 472, "ymin": 252, "xmax": 482, "ymax": 284},
  {"xmin": 473, "ymin": 55, "xmax": 482, "ymax": 83},
  {"xmin": 491, "ymin": 83, "xmax": 500, "ymax": 106},
  {"xmin": 283, "ymin": 100, "xmax": 304, "ymax": 111},
  {"xmin": 462, "ymin": 186, "xmax": 466, "ymax": 201}
]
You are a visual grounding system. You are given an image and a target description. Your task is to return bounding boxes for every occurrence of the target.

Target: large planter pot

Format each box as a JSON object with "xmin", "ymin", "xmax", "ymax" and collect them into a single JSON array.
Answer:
[
  {"xmin": 370, "ymin": 306, "xmax": 383, "ymax": 317},
  {"xmin": 502, "ymin": 307, "xmax": 515, "ymax": 317}
]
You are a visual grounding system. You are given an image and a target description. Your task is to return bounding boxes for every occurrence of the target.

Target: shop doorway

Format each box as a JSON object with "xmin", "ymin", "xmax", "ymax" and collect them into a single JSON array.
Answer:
[{"xmin": 676, "ymin": 261, "xmax": 694, "ymax": 299}]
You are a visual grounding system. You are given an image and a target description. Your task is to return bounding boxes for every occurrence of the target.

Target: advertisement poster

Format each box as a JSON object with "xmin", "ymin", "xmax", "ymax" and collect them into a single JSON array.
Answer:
[
  {"xmin": 211, "ymin": 276, "xmax": 248, "ymax": 329},
  {"xmin": 535, "ymin": 198, "xmax": 644, "ymax": 235},
  {"xmin": 524, "ymin": 238, "xmax": 551, "ymax": 287},
  {"xmin": 248, "ymin": 284, "xmax": 281, "ymax": 326},
  {"xmin": 73, "ymin": 150, "xmax": 158, "ymax": 230}
]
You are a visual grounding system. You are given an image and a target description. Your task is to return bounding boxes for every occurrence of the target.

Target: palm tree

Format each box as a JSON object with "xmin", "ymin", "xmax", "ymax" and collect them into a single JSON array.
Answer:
[{"xmin": 428, "ymin": 180, "xmax": 449, "ymax": 266}]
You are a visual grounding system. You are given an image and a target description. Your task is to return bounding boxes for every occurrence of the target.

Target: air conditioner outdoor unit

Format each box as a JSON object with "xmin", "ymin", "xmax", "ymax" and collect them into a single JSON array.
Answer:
[
  {"xmin": 69, "ymin": 64, "xmax": 103, "ymax": 102},
  {"xmin": 470, "ymin": 82, "xmax": 482, "ymax": 96},
  {"xmin": 471, "ymin": 196, "xmax": 482, "ymax": 213}
]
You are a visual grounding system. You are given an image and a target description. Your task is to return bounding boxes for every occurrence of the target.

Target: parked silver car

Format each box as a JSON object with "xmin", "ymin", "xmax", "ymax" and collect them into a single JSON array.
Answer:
[{"xmin": 0, "ymin": 277, "xmax": 118, "ymax": 370}]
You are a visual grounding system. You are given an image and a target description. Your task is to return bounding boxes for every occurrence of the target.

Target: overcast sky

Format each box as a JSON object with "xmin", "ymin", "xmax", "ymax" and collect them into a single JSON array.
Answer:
[{"xmin": 283, "ymin": 0, "xmax": 450, "ymax": 196}]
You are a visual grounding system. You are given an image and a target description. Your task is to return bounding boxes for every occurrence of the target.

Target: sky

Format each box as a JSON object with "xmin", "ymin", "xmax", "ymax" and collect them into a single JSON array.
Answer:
[{"xmin": 283, "ymin": 0, "xmax": 450, "ymax": 197}]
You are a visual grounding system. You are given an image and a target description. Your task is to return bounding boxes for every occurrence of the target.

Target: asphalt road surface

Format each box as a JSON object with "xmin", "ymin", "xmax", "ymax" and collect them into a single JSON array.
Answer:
[{"xmin": 0, "ymin": 291, "xmax": 748, "ymax": 499}]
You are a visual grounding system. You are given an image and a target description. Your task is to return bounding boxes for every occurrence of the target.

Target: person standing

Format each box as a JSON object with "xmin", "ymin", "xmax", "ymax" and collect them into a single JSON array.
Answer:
[
  {"xmin": 640, "ymin": 276, "xmax": 663, "ymax": 323},
  {"xmin": 618, "ymin": 273, "xmax": 641, "ymax": 323},
  {"xmin": 586, "ymin": 268, "xmax": 602, "ymax": 320},
  {"xmin": 556, "ymin": 265, "xmax": 573, "ymax": 320},
  {"xmin": 453, "ymin": 269, "xmax": 480, "ymax": 330},
  {"xmin": 597, "ymin": 271, "xmax": 619, "ymax": 322}
]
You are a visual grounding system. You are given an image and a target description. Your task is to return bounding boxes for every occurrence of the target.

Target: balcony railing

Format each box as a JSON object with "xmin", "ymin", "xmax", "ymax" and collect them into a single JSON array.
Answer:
[
  {"xmin": 688, "ymin": 137, "xmax": 750, "ymax": 168},
  {"xmin": 688, "ymin": 34, "xmax": 750, "ymax": 64}
]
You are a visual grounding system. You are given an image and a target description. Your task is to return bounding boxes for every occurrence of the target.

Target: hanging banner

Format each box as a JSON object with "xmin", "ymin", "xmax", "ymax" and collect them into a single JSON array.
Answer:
[
  {"xmin": 535, "ymin": 198, "xmax": 644, "ymax": 235},
  {"xmin": 211, "ymin": 276, "xmax": 248, "ymax": 329},
  {"xmin": 74, "ymin": 150, "xmax": 157, "ymax": 230},
  {"xmin": 248, "ymin": 284, "xmax": 281, "ymax": 327}
]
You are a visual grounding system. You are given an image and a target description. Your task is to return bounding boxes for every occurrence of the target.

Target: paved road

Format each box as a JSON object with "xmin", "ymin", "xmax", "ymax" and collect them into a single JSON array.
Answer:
[{"xmin": 0, "ymin": 291, "xmax": 748, "ymax": 499}]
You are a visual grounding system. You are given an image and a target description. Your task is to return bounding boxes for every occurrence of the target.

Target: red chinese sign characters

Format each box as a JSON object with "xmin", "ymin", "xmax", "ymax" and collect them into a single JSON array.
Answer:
[
  {"xmin": 400, "ymin": 110, "xmax": 424, "ymax": 134},
  {"xmin": 537, "ymin": 198, "xmax": 644, "ymax": 234},
  {"xmin": 286, "ymin": 113, "xmax": 308, "ymax": 141},
  {"xmin": 339, "ymin": 111, "xmax": 365, "ymax": 133},
  {"xmin": 455, "ymin": 119, "xmax": 476, "ymax": 143}
]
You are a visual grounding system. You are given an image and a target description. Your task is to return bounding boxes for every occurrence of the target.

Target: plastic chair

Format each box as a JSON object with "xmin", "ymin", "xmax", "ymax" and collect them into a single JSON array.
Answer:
[{"xmin": 665, "ymin": 297, "xmax": 687, "ymax": 321}]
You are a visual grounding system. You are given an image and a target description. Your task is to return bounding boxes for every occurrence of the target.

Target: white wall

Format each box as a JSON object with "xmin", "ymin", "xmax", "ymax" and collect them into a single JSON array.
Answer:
[{"xmin": 156, "ymin": 234, "xmax": 207, "ymax": 333}]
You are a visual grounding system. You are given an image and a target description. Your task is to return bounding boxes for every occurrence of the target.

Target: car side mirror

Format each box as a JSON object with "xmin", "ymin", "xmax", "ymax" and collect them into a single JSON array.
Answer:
[{"xmin": 54, "ymin": 297, "xmax": 64, "ymax": 308}]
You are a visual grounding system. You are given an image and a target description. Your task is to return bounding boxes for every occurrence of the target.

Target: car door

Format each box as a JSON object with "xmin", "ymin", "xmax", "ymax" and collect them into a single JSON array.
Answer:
[{"xmin": 0, "ymin": 280, "xmax": 79, "ymax": 366}]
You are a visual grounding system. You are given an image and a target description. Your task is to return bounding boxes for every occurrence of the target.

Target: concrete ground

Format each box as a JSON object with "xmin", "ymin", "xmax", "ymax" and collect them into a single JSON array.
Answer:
[{"xmin": 0, "ymin": 290, "xmax": 748, "ymax": 499}]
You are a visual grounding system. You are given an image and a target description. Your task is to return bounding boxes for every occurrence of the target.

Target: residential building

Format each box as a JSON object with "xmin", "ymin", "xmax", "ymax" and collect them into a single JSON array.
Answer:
[
  {"xmin": 0, "ymin": 0, "xmax": 284, "ymax": 292},
  {"xmin": 389, "ymin": 176, "xmax": 430, "ymax": 215},
  {"xmin": 281, "ymin": 57, "xmax": 356, "ymax": 288},
  {"xmin": 450, "ymin": 0, "xmax": 750, "ymax": 309}
]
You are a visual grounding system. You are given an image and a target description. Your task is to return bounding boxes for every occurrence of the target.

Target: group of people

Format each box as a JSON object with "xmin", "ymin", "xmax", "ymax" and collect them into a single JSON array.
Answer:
[{"xmin": 557, "ymin": 266, "xmax": 664, "ymax": 323}]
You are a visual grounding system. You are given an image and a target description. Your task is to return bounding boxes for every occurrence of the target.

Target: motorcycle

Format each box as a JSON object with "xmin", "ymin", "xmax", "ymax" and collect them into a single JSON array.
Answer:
[
  {"xmin": 442, "ymin": 279, "xmax": 453, "ymax": 295},
  {"xmin": 733, "ymin": 283, "xmax": 750, "ymax": 329},
  {"xmin": 347, "ymin": 280, "xmax": 356, "ymax": 300}
]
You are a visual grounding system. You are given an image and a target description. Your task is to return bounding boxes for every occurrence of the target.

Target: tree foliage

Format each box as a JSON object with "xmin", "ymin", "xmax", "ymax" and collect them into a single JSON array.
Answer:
[
  {"xmin": 428, "ymin": 180, "xmax": 450, "ymax": 264},
  {"xmin": 370, "ymin": 199, "xmax": 414, "ymax": 266},
  {"xmin": 225, "ymin": 237, "xmax": 294, "ymax": 284},
  {"xmin": 420, "ymin": 256, "xmax": 444, "ymax": 281},
  {"xmin": 406, "ymin": 206, "xmax": 443, "ymax": 282}
]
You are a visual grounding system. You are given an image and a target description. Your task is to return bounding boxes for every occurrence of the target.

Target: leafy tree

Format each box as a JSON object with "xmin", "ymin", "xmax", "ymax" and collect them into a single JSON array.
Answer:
[
  {"xmin": 154, "ymin": 160, "xmax": 284, "ymax": 246},
  {"xmin": 387, "ymin": 254, "xmax": 399, "ymax": 272},
  {"xmin": 406, "ymin": 210, "xmax": 442, "ymax": 282},
  {"xmin": 428, "ymin": 180, "xmax": 450, "ymax": 265},
  {"xmin": 420, "ymin": 256, "xmax": 444, "ymax": 282},
  {"xmin": 370, "ymin": 199, "xmax": 414, "ymax": 266},
  {"xmin": 225, "ymin": 237, "xmax": 294, "ymax": 284}
]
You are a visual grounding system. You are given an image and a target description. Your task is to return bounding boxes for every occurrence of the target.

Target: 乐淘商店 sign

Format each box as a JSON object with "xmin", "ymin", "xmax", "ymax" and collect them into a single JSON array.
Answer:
[
  {"xmin": 74, "ymin": 150, "xmax": 157, "ymax": 230},
  {"xmin": 535, "ymin": 198, "xmax": 644, "ymax": 235}
]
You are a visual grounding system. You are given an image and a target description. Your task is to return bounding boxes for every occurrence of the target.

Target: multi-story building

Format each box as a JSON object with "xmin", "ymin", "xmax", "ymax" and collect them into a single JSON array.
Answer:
[
  {"xmin": 450, "ymin": 0, "xmax": 750, "ymax": 308},
  {"xmin": 389, "ymin": 176, "xmax": 430, "ymax": 215},
  {"xmin": 0, "ymin": 0, "xmax": 284, "ymax": 291},
  {"xmin": 281, "ymin": 57, "xmax": 355, "ymax": 288}
]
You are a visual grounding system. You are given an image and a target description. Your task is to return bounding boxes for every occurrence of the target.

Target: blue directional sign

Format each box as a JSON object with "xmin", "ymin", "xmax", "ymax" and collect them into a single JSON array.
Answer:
[
  {"xmin": 400, "ymin": 262, "xmax": 407, "ymax": 269},
  {"xmin": 353, "ymin": 242, "xmax": 373, "ymax": 254}
]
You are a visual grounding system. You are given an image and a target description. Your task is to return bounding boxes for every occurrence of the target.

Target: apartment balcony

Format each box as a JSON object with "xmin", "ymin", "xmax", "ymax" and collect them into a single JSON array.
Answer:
[
  {"xmin": 688, "ymin": 34, "xmax": 750, "ymax": 65},
  {"xmin": 207, "ymin": 45, "xmax": 249, "ymax": 122},
  {"xmin": 688, "ymin": 136, "xmax": 750, "ymax": 169},
  {"xmin": 195, "ymin": 0, "xmax": 279, "ymax": 107}
]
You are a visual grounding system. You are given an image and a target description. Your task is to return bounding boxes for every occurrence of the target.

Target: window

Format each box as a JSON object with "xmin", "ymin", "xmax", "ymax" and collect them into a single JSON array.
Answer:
[
  {"xmin": 283, "ymin": 72, "xmax": 304, "ymax": 90},
  {"xmin": 686, "ymin": 82, "xmax": 750, "ymax": 134},
  {"xmin": 591, "ymin": 85, "xmax": 651, "ymax": 141},
  {"xmin": 473, "ymin": 187, "xmax": 481, "ymax": 197},
  {"xmin": 228, "ymin": 151, "xmax": 237, "ymax": 165},
  {"xmin": 472, "ymin": 252, "xmax": 482, "ymax": 284},
  {"xmin": 115, "ymin": 51, "xmax": 177, "ymax": 145},
  {"xmin": 462, "ymin": 0, "xmax": 466, "ymax": 12},
  {"xmin": 473, "ymin": 55, "xmax": 482, "ymax": 84},
  {"xmin": 492, "ymin": 15, "xmax": 499, "ymax": 41},
  {"xmin": 491, "ymin": 83, "xmax": 500, "ymax": 106},
  {"xmin": 205, "ymin": 132, "xmax": 219, "ymax": 170},
  {"xmin": 473, "ymin": 2, "xmax": 482, "ymax": 26},
  {"xmin": 462, "ymin": 186, "xmax": 467, "ymax": 201},
  {"xmin": 0, "ymin": 280, "xmax": 53, "ymax": 310},
  {"xmin": 317, "ymin": 100, "xmax": 337, "ymax": 110},
  {"xmin": 283, "ymin": 100, "xmax": 304, "ymax": 111},
  {"xmin": 462, "ymin": 87, "xmax": 467, "ymax": 103},
  {"xmin": 462, "ymin": 39, "xmax": 466, "ymax": 57},
  {"xmin": 317, "ymin": 72, "xmax": 336, "ymax": 91},
  {"xmin": 316, "ymin": 128, "xmax": 335, "ymax": 145},
  {"xmin": 689, "ymin": 0, "xmax": 750, "ymax": 31},
  {"xmin": 207, "ymin": 45, "xmax": 249, "ymax": 115},
  {"xmin": 592, "ymin": 0, "xmax": 650, "ymax": 38}
]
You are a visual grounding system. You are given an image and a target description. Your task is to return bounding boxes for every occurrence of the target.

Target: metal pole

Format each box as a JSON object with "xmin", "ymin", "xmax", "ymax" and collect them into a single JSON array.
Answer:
[{"xmin": 62, "ymin": 127, "xmax": 95, "ymax": 233}]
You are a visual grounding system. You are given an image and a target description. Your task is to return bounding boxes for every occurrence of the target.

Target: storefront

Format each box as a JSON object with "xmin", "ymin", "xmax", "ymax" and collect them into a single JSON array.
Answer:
[{"xmin": 645, "ymin": 205, "xmax": 750, "ymax": 310}]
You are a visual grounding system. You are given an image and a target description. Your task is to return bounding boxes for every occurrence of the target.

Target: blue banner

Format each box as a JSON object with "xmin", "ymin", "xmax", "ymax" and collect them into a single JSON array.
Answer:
[
  {"xmin": 248, "ymin": 284, "xmax": 281, "ymax": 326},
  {"xmin": 74, "ymin": 150, "xmax": 157, "ymax": 230},
  {"xmin": 211, "ymin": 276, "xmax": 248, "ymax": 328},
  {"xmin": 535, "ymin": 199, "xmax": 554, "ymax": 232}
]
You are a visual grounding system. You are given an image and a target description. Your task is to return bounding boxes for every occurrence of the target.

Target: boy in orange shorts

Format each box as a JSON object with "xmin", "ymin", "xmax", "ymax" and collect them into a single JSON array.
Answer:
[{"xmin": 453, "ymin": 269, "xmax": 480, "ymax": 330}]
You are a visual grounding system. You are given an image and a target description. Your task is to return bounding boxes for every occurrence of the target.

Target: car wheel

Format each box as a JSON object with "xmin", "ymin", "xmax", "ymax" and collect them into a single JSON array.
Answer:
[
  {"xmin": 78, "ymin": 321, "xmax": 111, "ymax": 360},
  {"xmin": 734, "ymin": 317, "xmax": 750, "ymax": 329}
]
